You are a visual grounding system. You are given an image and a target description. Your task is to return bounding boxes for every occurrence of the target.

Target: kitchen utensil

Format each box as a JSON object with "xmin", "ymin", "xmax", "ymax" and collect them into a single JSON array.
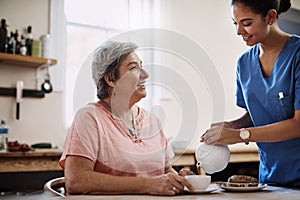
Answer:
[
  {"xmin": 41, "ymin": 62, "xmax": 53, "ymax": 93},
  {"xmin": 16, "ymin": 80, "xmax": 23, "ymax": 120}
]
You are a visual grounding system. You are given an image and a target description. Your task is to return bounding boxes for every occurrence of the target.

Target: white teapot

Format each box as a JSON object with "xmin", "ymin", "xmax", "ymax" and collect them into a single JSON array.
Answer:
[{"xmin": 195, "ymin": 142, "xmax": 230, "ymax": 174}]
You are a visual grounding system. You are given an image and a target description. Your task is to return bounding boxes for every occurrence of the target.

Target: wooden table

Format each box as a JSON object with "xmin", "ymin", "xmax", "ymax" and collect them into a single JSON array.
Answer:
[
  {"xmin": 35, "ymin": 186, "xmax": 300, "ymax": 200},
  {"xmin": 0, "ymin": 149, "xmax": 63, "ymax": 173}
]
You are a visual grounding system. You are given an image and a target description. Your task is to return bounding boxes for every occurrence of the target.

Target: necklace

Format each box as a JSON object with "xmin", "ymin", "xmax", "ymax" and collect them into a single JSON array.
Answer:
[
  {"xmin": 99, "ymin": 100, "xmax": 137, "ymax": 137},
  {"xmin": 127, "ymin": 110, "xmax": 136, "ymax": 137}
]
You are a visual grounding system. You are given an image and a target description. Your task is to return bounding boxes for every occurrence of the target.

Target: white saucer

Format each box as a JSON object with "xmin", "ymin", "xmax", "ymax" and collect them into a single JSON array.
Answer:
[
  {"xmin": 217, "ymin": 182, "xmax": 267, "ymax": 192},
  {"xmin": 184, "ymin": 184, "xmax": 219, "ymax": 194}
]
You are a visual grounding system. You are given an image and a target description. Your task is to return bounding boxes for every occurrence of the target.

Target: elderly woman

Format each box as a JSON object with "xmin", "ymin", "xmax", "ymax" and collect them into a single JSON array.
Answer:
[{"xmin": 59, "ymin": 41, "xmax": 194, "ymax": 195}]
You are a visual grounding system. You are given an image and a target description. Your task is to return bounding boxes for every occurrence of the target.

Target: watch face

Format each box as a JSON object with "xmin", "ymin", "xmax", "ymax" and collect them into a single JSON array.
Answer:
[{"xmin": 240, "ymin": 129, "xmax": 250, "ymax": 139}]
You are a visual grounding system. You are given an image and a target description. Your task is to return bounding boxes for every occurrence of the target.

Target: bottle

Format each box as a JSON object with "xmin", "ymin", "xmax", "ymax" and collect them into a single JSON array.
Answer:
[
  {"xmin": 8, "ymin": 31, "xmax": 16, "ymax": 54},
  {"xmin": 19, "ymin": 35, "xmax": 27, "ymax": 56},
  {"xmin": 31, "ymin": 39, "xmax": 42, "ymax": 57},
  {"xmin": 41, "ymin": 34, "xmax": 51, "ymax": 58},
  {"xmin": 25, "ymin": 26, "xmax": 33, "ymax": 56},
  {"xmin": 0, "ymin": 18, "xmax": 8, "ymax": 53},
  {"xmin": 0, "ymin": 119, "xmax": 9, "ymax": 152},
  {"xmin": 14, "ymin": 29, "xmax": 20, "ymax": 54}
]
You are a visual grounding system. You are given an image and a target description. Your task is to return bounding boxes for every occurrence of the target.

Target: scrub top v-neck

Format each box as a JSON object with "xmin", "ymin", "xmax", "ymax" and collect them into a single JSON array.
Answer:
[{"xmin": 235, "ymin": 34, "xmax": 300, "ymax": 187}]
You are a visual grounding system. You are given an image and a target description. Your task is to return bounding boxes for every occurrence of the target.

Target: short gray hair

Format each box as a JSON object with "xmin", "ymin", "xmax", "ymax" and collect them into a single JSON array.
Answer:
[{"xmin": 92, "ymin": 41, "xmax": 138, "ymax": 99}]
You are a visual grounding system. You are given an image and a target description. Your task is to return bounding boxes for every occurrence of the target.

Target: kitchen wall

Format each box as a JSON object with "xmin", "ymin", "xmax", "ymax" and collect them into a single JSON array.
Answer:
[
  {"xmin": 157, "ymin": 0, "xmax": 249, "ymax": 145},
  {"xmin": 292, "ymin": 0, "xmax": 300, "ymax": 9},
  {"xmin": 0, "ymin": 0, "xmax": 299, "ymax": 148},
  {"xmin": 0, "ymin": 0, "xmax": 66, "ymax": 147}
]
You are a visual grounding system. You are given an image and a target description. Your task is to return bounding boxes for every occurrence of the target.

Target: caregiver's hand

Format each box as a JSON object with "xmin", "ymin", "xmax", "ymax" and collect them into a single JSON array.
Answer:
[
  {"xmin": 200, "ymin": 125, "xmax": 240, "ymax": 145},
  {"xmin": 210, "ymin": 121, "xmax": 232, "ymax": 128}
]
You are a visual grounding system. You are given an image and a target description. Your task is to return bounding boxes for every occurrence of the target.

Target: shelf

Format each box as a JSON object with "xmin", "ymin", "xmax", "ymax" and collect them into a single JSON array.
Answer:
[{"xmin": 0, "ymin": 53, "xmax": 57, "ymax": 68}]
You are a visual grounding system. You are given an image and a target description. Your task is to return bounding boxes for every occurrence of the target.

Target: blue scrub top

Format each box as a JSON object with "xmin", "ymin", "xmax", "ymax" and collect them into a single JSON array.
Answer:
[{"xmin": 236, "ymin": 35, "xmax": 300, "ymax": 187}]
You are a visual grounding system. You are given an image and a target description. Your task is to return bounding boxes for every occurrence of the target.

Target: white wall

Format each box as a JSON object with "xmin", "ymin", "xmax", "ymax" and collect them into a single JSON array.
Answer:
[
  {"xmin": 292, "ymin": 0, "xmax": 300, "ymax": 9},
  {"xmin": 158, "ymin": 0, "xmax": 247, "ymax": 146},
  {"xmin": 0, "ymin": 0, "xmax": 66, "ymax": 147}
]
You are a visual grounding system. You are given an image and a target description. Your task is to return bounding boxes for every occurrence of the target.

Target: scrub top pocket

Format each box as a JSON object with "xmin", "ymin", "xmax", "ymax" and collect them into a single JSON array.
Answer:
[{"xmin": 270, "ymin": 93, "xmax": 294, "ymax": 121}]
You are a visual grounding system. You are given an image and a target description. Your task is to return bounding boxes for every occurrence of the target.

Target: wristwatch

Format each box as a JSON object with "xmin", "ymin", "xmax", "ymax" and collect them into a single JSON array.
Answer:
[{"xmin": 239, "ymin": 128, "xmax": 250, "ymax": 145}]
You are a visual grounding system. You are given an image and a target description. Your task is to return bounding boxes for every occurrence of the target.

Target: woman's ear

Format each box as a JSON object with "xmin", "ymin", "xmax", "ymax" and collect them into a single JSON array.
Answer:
[
  {"xmin": 104, "ymin": 75, "xmax": 116, "ymax": 87},
  {"xmin": 267, "ymin": 9, "xmax": 277, "ymax": 25}
]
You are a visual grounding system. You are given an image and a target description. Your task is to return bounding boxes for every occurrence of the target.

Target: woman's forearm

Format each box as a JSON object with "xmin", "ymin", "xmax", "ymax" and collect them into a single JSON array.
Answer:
[
  {"xmin": 66, "ymin": 169, "xmax": 150, "ymax": 195},
  {"xmin": 65, "ymin": 156, "xmax": 150, "ymax": 195}
]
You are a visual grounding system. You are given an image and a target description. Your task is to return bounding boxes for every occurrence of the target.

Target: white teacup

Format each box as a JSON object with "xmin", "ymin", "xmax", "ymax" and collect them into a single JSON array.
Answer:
[{"xmin": 185, "ymin": 175, "xmax": 211, "ymax": 190}]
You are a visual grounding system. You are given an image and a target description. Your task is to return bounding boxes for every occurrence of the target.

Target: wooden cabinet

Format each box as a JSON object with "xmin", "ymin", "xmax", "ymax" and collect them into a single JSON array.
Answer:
[{"xmin": 0, "ymin": 149, "xmax": 63, "ymax": 173}]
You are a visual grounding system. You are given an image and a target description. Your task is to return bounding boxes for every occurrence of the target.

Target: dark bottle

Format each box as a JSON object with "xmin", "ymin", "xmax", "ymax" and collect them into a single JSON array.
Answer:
[
  {"xmin": 0, "ymin": 19, "xmax": 8, "ymax": 53},
  {"xmin": 14, "ymin": 29, "xmax": 20, "ymax": 54},
  {"xmin": 25, "ymin": 26, "xmax": 33, "ymax": 56}
]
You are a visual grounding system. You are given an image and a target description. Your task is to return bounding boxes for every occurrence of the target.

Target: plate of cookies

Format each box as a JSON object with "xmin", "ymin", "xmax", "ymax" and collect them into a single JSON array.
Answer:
[{"xmin": 217, "ymin": 175, "xmax": 267, "ymax": 192}]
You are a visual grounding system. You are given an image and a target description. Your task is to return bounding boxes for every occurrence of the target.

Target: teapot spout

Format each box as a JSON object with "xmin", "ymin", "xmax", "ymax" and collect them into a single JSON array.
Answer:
[{"xmin": 196, "ymin": 162, "xmax": 206, "ymax": 175}]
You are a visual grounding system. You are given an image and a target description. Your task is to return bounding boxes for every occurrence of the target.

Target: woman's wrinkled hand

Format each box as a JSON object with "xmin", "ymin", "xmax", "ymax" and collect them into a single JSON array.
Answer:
[{"xmin": 146, "ymin": 173, "xmax": 194, "ymax": 196}]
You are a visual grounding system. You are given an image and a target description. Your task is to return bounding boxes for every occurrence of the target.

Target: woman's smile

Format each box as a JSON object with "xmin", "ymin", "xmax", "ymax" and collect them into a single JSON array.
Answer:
[{"xmin": 242, "ymin": 35, "xmax": 251, "ymax": 41}]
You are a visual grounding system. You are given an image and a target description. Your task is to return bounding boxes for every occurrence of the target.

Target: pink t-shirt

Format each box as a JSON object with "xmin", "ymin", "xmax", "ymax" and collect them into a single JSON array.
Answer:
[{"xmin": 59, "ymin": 102, "xmax": 174, "ymax": 177}]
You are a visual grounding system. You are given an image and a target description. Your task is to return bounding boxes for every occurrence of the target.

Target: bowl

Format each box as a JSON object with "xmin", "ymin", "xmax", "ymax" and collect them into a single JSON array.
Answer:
[{"xmin": 185, "ymin": 175, "xmax": 211, "ymax": 190}]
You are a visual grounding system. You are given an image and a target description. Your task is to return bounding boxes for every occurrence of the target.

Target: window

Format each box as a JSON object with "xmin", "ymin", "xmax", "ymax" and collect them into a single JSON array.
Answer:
[{"xmin": 60, "ymin": 0, "xmax": 162, "ymax": 126}]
